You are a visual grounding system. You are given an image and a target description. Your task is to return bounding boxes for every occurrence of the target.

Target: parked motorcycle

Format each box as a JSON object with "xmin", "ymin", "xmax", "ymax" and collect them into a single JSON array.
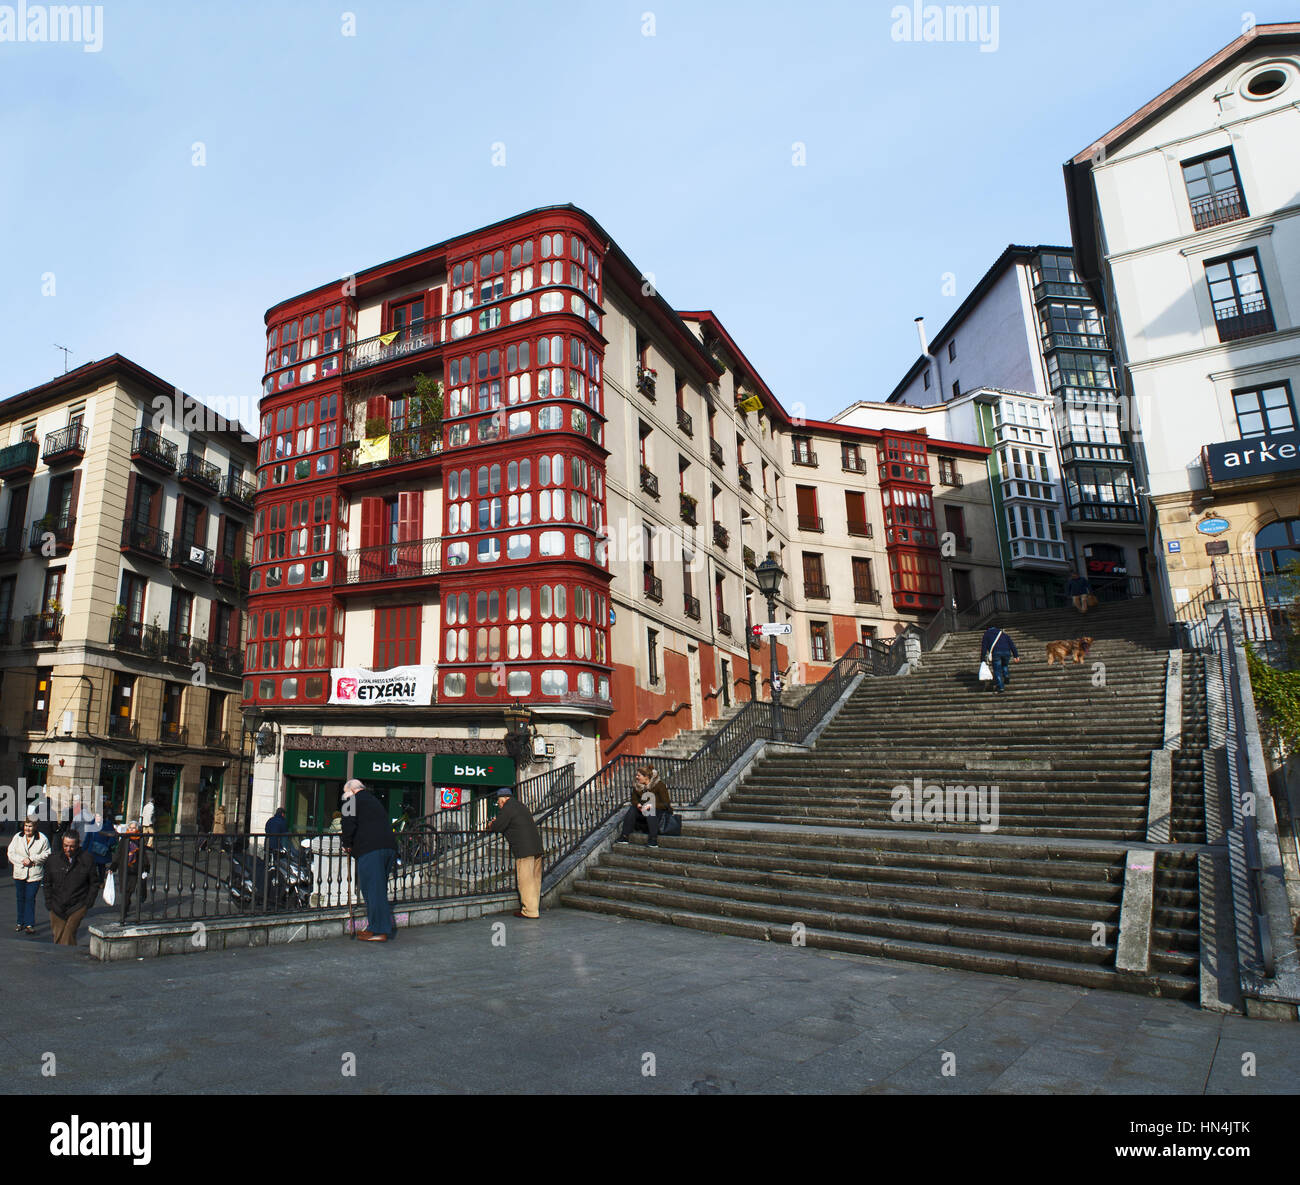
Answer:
[{"xmin": 228, "ymin": 840, "xmax": 314, "ymax": 912}]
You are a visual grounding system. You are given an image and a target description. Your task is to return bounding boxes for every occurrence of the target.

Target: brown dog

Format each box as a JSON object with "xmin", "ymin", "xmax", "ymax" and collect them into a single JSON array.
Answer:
[{"xmin": 1046, "ymin": 636, "xmax": 1092, "ymax": 665}]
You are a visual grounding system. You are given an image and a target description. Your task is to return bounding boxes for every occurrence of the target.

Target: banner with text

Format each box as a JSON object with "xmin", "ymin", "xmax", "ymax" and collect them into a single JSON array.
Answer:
[{"xmin": 329, "ymin": 665, "xmax": 435, "ymax": 707}]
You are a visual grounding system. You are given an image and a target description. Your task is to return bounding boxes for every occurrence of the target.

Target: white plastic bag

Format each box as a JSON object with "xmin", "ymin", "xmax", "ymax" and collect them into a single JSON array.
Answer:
[
  {"xmin": 102, "ymin": 871, "xmax": 116, "ymax": 907},
  {"xmin": 977, "ymin": 660, "xmax": 993, "ymax": 682}
]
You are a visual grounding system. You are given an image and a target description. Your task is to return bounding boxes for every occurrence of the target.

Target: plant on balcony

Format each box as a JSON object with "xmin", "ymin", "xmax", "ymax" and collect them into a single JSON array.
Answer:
[
  {"xmin": 364, "ymin": 416, "xmax": 389, "ymax": 439},
  {"xmin": 743, "ymin": 546, "xmax": 756, "ymax": 570},
  {"xmin": 412, "ymin": 372, "xmax": 444, "ymax": 429},
  {"xmin": 636, "ymin": 365, "xmax": 658, "ymax": 396},
  {"xmin": 680, "ymin": 492, "xmax": 697, "ymax": 523},
  {"xmin": 46, "ymin": 599, "xmax": 62, "ymax": 617}
]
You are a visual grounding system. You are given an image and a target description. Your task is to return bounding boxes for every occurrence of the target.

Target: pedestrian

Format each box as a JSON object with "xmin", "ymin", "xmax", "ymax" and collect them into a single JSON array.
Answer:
[
  {"xmin": 83, "ymin": 814, "xmax": 118, "ymax": 888},
  {"xmin": 141, "ymin": 795, "xmax": 156, "ymax": 851},
  {"xmin": 213, "ymin": 804, "xmax": 227, "ymax": 835},
  {"xmin": 265, "ymin": 806, "xmax": 289, "ymax": 852},
  {"xmin": 1066, "ymin": 569, "xmax": 1093, "ymax": 614},
  {"xmin": 617, "ymin": 764, "xmax": 671, "ymax": 847},
  {"xmin": 327, "ymin": 810, "xmax": 343, "ymax": 835},
  {"xmin": 483, "ymin": 789, "xmax": 544, "ymax": 919},
  {"xmin": 108, "ymin": 824, "xmax": 151, "ymax": 916},
  {"xmin": 7, "ymin": 817, "xmax": 50, "ymax": 934},
  {"xmin": 66, "ymin": 795, "xmax": 97, "ymax": 846},
  {"xmin": 339, "ymin": 779, "xmax": 398, "ymax": 942},
  {"xmin": 43, "ymin": 831, "xmax": 96, "ymax": 946},
  {"xmin": 979, "ymin": 623, "xmax": 1020, "ymax": 694}
]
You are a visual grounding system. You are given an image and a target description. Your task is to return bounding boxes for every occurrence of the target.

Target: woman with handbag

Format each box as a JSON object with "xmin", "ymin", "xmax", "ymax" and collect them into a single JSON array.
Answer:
[
  {"xmin": 617, "ymin": 765, "xmax": 674, "ymax": 847},
  {"xmin": 7, "ymin": 817, "xmax": 51, "ymax": 934}
]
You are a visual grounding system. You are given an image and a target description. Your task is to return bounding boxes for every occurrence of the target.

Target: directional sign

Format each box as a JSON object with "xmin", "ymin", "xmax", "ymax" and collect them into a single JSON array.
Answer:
[{"xmin": 752, "ymin": 622, "xmax": 793, "ymax": 637}]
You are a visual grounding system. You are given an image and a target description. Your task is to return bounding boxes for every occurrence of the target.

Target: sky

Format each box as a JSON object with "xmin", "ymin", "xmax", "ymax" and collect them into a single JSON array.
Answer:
[{"xmin": 0, "ymin": 0, "xmax": 1286, "ymax": 429}]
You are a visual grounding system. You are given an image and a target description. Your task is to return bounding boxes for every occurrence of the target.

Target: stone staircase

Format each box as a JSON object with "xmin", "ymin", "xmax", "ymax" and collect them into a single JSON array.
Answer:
[
  {"xmin": 564, "ymin": 598, "xmax": 1216, "ymax": 1000},
  {"xmin": 643, "ymin": 686, "xmax": 814, "ymax": 763}
]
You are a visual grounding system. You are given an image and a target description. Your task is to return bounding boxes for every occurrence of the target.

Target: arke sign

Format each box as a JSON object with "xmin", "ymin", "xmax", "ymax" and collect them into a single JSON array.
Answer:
[{"xmin": 1204, "ymin": 431, "xmax": 1300, "ymax": 484}]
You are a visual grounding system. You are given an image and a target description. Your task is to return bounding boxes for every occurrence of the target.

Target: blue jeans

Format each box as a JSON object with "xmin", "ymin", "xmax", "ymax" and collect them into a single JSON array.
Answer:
[
  {"xmin": 356, "ymin": 849, "xmax": 396, "ymax": 936},
  {"xmin": 15, "ymin": 880, "xmax": 39, "ymax": 927},
  {"xmin": 992, "ymin": 653, "xmax": 1011, "ymax": 691}
]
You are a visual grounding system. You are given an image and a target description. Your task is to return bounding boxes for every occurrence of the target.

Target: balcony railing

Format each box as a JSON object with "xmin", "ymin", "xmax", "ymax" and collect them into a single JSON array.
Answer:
[
  {"xmin": 1067, "ymin": 502, "xmax": 1142, "ymax": 524},
  {"xmin": 0, "ymin": 619, "xmax": 13, "ymax": 646},
  {"xmin": 341, "ymin": 424, "xmax": 444, "ymax": 474},
  {"xmin": 791, "ymin": 448, "xmax": 818, "ymax": 467},
  {"xmin": 22, "ymin": 612, "xmax": 62, "ymax": 644},
  {"xmin": 713, "ymin": 522, "xmax": 730, "ymax": 550},
  {"xmin": 680, "ymin": 495, "xmax": 697, "ymax": 526},
  {"xmin": 29, "ymin": 515, "xmax": 75, "ymax": 553},
  {"xmin": 158, "ymin": 721, "xmax": 188, "ymax": 745},
  {"xmin": 842, "ymin": 455, "xmax": 868, "ymax": 474},
  {"xmin": 676, "ymin": 406, "xmax": 693, "ymax": 436},
  {"xmin": 846, "ymin": 520, "xmax": 872, "ymax": 538},
  {"xmin": 42, "ymin": 424, "xmax": 87, "ymax": 465},
  {"xmin": 107, "ymin": 715, "xmax": 138, "ymax": 740},
  {"xmin": 952, "ymin": 535, "xmax": 973, "ymax": 552},
  {"xmin": 636, "ymin": 367, "xmax": 657, "ymax": 399},
  {"xmin": 121, "ymin": 520, "xmax": 171, "ymax": 564},
  {"xmin": 717, "ymin": 611, "xmax": 732, "ymax": 637},
  {"xmin": 709, "ymin": 438, "xmax": 724, "ymax": 467},
  {"xmin": 26, "ymin": 709, "xmax": 49, "ymax": 733},
  {"xmin": 854, "ymin": 586, "xmax": 882, "ymax": 605},
  {"xmin": 209, "ymin": 645, "xmax": 242, "ymax": 676},
  {"xmin": 213, "ymin": 555, "xmax": 247, "ymax": 589},
  {"xmin": 221, "ymin": 473, "xmax": 256, "ymax": 509},
  {"xmin": 172, "ymin": 539, "xmax": 215, "ymax": 577},
  {"xmin": 111, "ymin": 619, "xmax": 166, "ymax": 658},
  {"xmin": 1214, "ymin": 298, "xmax": 1275, "ymax": 343},
  {"xmin": 738, "ymin": 465, "xmax": 753, "ymax": 492},
  {"xmin": 0, "ymin": 439, "xmax": 39, "ymax": 478},
  {"xmin": 804, "ymin": 581, "xmax": 830, "ymax": 600},
  {"xmin": 1190, "ymin": 188, "xmax": 1247, "ymax": 231},
  {"xmin": 166, "ymin": 634, "xmax": 194, "ymax": 664},
  {"xmin": 206, "ymin": 728, "xmax": 232, "ymax": 750},
  {"xmin": 1033, "ymin": 279, "xmax": 1090, "ymax": 302},
  {"xmin": 336, "ymin": 536, "xmax": 441, "ymax": 587},
  {"xmin": 345, "ymin": 322, "xmax": 440, "ymax": 372},
  {"xmin": 684, "ymin": 594, "xmax": 700, "ymax": 621},
  {"xmin": 1042, "ymin": 331, "xmax": 1110, "ymax": 352},
  {"xmin": 640, "ymin": 466, "xmax": 660, "ymax": 499},
  {"xmin": 179, "ymin": 453, "xmax": 221, "ymax": 492},
  {"xmin": 644, "ymin": 571, "xmax": 663, "ymax": 603},
  {"xmin": 798, "ymin": 514, "xmax": 824, "ymax": 533},
  {"xmin": 939, "ymin": 471, "xmax": 964, "ymax": 488},
  {"xmin": 131, "ymin": 427, "xmax": 177, "ymax": 473}
]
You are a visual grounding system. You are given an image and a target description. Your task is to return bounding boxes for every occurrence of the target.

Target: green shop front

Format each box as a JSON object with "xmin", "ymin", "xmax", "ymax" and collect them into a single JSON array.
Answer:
[
  {"xmin": 284, "ymin": 750, "xmax": 348, "ymax": 832},
  {"xmin": 430, "ymin": 754, "xmax": 516, "ymax": 829},
  {"xmin": 353, "ymin": 752, "xmax": 427, "ymax": 826}
]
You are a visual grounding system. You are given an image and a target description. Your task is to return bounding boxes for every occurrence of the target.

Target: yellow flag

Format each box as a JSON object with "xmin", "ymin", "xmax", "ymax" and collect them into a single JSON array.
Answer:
[
  {"xmin": 358, "ymin": 435, "xmax": 390, "ymax": 464},
  {"xmin": 379, "ymin": 331, "xmax": 399, "ymax": 346},
  {"xmin": 737, "ymin": 392, "xmax": 763, "ymax": 413}
]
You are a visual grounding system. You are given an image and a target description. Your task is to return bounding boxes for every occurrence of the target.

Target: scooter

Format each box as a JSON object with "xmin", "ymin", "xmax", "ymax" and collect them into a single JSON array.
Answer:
[{"xmin": 228, "ymin": 840, "xmax": 314, "ymax": 912}]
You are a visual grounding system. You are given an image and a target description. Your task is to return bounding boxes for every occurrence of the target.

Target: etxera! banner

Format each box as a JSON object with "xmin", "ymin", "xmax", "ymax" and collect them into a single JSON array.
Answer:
[{"xmin": 329, "ymin": 665, "xmax": 435, "ymax": 707}]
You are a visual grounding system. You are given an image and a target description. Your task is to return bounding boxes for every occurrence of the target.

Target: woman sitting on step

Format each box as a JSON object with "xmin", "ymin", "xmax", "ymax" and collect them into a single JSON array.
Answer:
[{"xmin": 617, "ymin": 765, "xmax": 672, "ymax": 847}]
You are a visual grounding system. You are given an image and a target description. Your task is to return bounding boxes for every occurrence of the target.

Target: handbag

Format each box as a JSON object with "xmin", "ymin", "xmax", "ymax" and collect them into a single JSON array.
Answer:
[
  {"xmin": 659, "ymin": 811, "xmax": 682, "ymax": 837},
  {"xmin": 977, "ymin": 660, "xmax": 993, "ymax": 682}
]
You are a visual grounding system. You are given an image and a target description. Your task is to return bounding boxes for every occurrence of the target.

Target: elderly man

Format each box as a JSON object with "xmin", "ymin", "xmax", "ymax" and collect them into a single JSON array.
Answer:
[
  {"xmin": 44, "ymin": 831, "xmax": 96, "ymax": 945},
  {"xmin": 483, "ymin": 789, "xmax": 544, "ymax": 919},
  {"xmin": 340, "ymin": 778, "xmax": 398, "ymax": 943}
]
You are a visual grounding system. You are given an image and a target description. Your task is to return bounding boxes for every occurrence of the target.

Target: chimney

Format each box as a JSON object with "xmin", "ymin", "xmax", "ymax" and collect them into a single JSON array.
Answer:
[{"xmin": 914, "ymin": 316, "xmax": 930, "ymax": 356}]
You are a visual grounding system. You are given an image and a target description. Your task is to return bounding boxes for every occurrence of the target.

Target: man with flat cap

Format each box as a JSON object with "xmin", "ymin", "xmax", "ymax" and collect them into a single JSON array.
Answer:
[
  {"xmin": 340, "ymin": 778, "xmax": 398, "ymax": 942},
  {"xmin": 483, "ymin": 788, "xmax": 544, "ymax": 919}
]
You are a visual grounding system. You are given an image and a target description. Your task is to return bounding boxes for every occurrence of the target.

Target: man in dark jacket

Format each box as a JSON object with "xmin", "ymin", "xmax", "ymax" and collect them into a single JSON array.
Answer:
[
  {"xmin": 340, "ymin": 779, "xmax": 398, "ymax": 942},
  {"xmin": 265, "ymin": 806, "xmax": 289, "ymax": 852},
  {"xmin": 44, "ymin": 832, "xmax": 97, "ymax": 945},
  {"xmin": 485, "ymin": 789, "xmax": 544, "ymax": 919},
  {"xmin": 979, "ymin": 624, "xmax": 1020, "ymax": 694},
  {"xmin": 1066, "ymin": 570, "xmax": 1093, "ymax": 614}
]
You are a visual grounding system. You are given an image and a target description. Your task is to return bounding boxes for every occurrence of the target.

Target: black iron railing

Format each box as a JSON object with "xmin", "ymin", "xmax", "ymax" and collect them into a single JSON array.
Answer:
[
  {"xmin": 853, "ymin": 585, "xmax": 881, "ymax": 605},
  {"xmin": 517, "ymin": 764, "xmax": 576, "ymax": 818},
  {"xmin": 29, "ymin": 515, "xmax": 75, "ymax": 551},
  {"xmin": 42, "ymin": 424, "xmax": 87, "ymax": 463},
  {"xmin": 107, "ymin": 716, "xmax": 137, "ymax": 739},
  {"xmin": 709, "ymin": 438, "xmax": 724, "ymax": 467},
  {"xmin": 345, "ymin": 323, "xmax": 440, "ymax": 372},
  {"xmin": 713, "ymin": 522, "xmax": 729, "ymax": 549},
  {"xmin": 221, "ymin": 473, "xmax": 256, "ymax": 507},
  {"xmin": 680, "ymin": 496, "xmax": 697, "ymax": 526},
  {"xmin": 804, "ymin": 581, "xmax": 830, "ymax": 600},
  {"xmin": 738, "ymin": 465, "xmax": 753, "ymax": 492},
  {"xmin": 644, "ymin": 571, "xmax": 663, "ymax": 603},
  {"xmin": 337, "ymin": 536, "xmax": 441, "ymax": 586},
  {"xmin": 676, "ymin": 406, "xmax": 693, "ymax": 436},
  {"xmin": 791, "ymin": 448, "xmax": 818, "ymax": 467},
  {"xmin": 111, "ymin": 618, "xmax": 166, "ymax": 657},
  {"xmin": 131, "ymin": 427, "xmax": 177, "ymax": 472},
  {"xmin": 22, "ymin": 612, "xmax": 61, "ymax": 643},
  {"xmin": 640, "ymin": 467, "xmax": 659, "ymax": 499},
  {"xmin": 122, "ymin": 520, "xmax": 171, "ymax": 562},
  {"xmin": 172, "ymin": 539, "xmax": 214, "ymax": 576},
  {"xmin": 180, "ymin": 453, "xmax": 221, "ymax": 491},
  {"xmin": 0, "ymin": 526, "xmax": 22, "ymax": 557},
  {"xmin": 798, "ymin": 514, "xmax": 823, "ymax": 533},
  {"xmin": 846, "ymin": 520, "xmax": 872, "ymax": 538},
  {"xmin": 684, "ymin": 594, "xmax": 700, "ymax": 620},
  {"xmin": 717, "ymin": 611, "xmax": 732, "ymax": 636}
]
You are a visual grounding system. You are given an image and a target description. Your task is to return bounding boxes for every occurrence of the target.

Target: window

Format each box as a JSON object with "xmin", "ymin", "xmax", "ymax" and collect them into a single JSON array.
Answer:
[
  {"xmin": 947, "ymin": 340, "xmax": 956, "ymax": 361},
  {"xmin": 950, "ymin": 381, "xmax": 960, "ymax": 401},
  {"xmin": 1205, "ymin": 251, "xmax": 1274, "ymax": 342},
  {"xmin": 792, "ymin": 436, "xmax": 814, "ymax": 465},
  {"xmin": 374, "ymin": 605, "xmax": 421, "ymax": 668},
  {"xmin": 109, "ymin": 673, "xmax": 135, "ymax": 725},
  {"xmin": 1182, "ymin": 149, "xmax": 1247, "ymax": 230},
  {"xmin": 810, "ymin": 622, "xmax": 830, "ymax": 663},
  {"xmin": 845, "ymin": 491, "xmax": 869, "ymax": 536},
  {"xmin": 162, "ymin": 683, "xmax": 185, "ymax": 738},
  {"xmin": 852, "ymin": 557, "xmax": 875, "ymax": 602},
  {"xmin": 841, "ymin": 443, "xmax": 863, "ymax": 472},
  {"xmin": 802, "ymin": 552, "xmax": 828, "ymax": 599},
  {"xmin": 648, "ymin": 628, "xmax": 659, "ymax": 684},
  {"xmin": 1233, "ymin": 382, "xmax": 1296, "ymax": 438},
  {"xmin": 923, "ymin": 369, "xmax": 931, "ymax": 391},
  {"xmin": 795, "ymin": 485, "xmax": 821, "ymax": 532}
]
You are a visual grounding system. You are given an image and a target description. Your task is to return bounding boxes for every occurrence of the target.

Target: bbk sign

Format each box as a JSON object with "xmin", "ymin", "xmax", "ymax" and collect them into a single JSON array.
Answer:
[
  {"xmin": 353, "ymin": 753, "xmax": 427, "ymax": 783},
  {"xmin": 431, "ymin": 754, "xmax": 516, "ymax": 787},
  {"xmin": 283, "ymin": 751, "xmax": 346, "ymax": 778}
]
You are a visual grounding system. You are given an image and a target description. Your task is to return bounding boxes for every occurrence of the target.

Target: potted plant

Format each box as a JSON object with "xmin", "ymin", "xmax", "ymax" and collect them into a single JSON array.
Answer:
[
  {"xmin": 680, "ymin": 491, "xmax": 698, "ymax": 523},
  {"xmin": 636, "ymin": 365, "xmax": 658, "ymax": 396},
  {"xmin": 364, "ymin": 416, "xmax": 389, "ymax": 439}
]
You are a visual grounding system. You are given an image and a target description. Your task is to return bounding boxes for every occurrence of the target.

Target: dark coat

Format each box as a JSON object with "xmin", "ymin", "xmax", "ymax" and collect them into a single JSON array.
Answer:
[
  {"xmin": 340, "ymin": 791, "xmax": 398, "ymax": 857},
  {"xmin": 109, "ymin": 834, "xmax": 150, "ymax": 884},
  {"xmin": 630, "ymin": 777, "xmax": 671, "ymax": 812},
  {"xmin": 980, "ymin": 627, "xmax": 1019, "ymax": 658},
  {"xmin": 487, "ymin": 797, "xmax": 544, "ymax": 859},
  {"xmin": 44, "ymin": 847, "xmax": 96, "ymax": 916}
]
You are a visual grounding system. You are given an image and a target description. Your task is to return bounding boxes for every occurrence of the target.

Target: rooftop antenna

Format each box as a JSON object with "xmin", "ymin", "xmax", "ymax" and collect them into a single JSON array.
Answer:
[{"xmin": 53, "ymin": 344, "xmax": 72, "ymax": 374}]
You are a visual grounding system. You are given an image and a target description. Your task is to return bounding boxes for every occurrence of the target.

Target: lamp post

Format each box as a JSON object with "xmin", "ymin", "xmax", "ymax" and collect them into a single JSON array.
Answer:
[
  {"xmin": 755, "ymin": 557, "xmax": 785, "ymax": 742},
  {"xmin": 240, "ymin": 706, "xmax": 263, "ymax": 841}
]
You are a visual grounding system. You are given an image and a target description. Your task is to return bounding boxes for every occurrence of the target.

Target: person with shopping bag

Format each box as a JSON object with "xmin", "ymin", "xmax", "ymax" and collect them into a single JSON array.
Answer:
[{"xmin": 979, "ymin": 624, "xmax": 1019, "ymax": 694}]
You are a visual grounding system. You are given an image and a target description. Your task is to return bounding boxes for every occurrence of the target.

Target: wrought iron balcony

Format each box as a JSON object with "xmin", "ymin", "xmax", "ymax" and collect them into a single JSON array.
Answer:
[
  {"xmin": 804, "ymin": 581, "xmax": 830, "ymax": 600},
  {"xmin": 0, "ymin": 618, "xmax": 13, "ymax": 646},
  {"xmin": 680, "ymin": 494, "xmax": 697, "ymax": 526},
  {"xmin": 791, "ymin": 448, "xmax": 818, "ymax": 468},
  {"xmin": 29, "ymin": 515, "xmax": 75, "ymax": 553},
  {"xmin": 336, "ymin": 536, "xmax": 441, "ymax": 588},
  {"xmin": 158, "ymin": 721, "xmax": 188, "ymax": 745},
  {"xmin": 676, "ymin": 406, "xmax": 693, "ymax": 436},
  {"xmin": 709, "ymin": 438, "xmax": 724, "ymax": 467},
  {"xmin": 206, "ymin": 728, "xmax": 232, "ymax": 750},
  {"xmin": 212, "ymin": 555, "xmax": 247, "ymax": 589},
  {"xmin": 684, "ymin": 594, "xmax": 700, "ymax": 621},
  {"xmin": 221, "ymin": 473, "xmax": 256, "ymax": 510},
  {"xmin": 166, "ymin": 634, "xmax": 194, "ymax": 664},
  {"xmin": 854, "ymin": 586, "xmax": 882, "ymax": 605},
  {"xmin": 716, "ymin": 611, "xmax": 732, "ymax": 637},
  {"xmin": 640, "ymin": 466, "xmax": 660, "ymax": 500},
  {"xmin": 846, "ymin": 520, "xmax": 872, "ymax": 539},
  {"xmin": 107, "ymin": 715, "xmax": 138, "ymax": 740},
  {"xmin": 22, "ymin": 612, "xmax": 62, "ymax": 644},
  {"xmin": 42, "ymin": 424, "xmax": 87, "ymax": 465},
  {"xmin": 798, "ymin": 514, "xmax": 824, "ymax": 533},
  {"xmin": 0, "ymin": 439, "xmax": 39, "ymax": 479},
  {"xmin": 131, "ymin": 427, "xmax": 177, "ymax": 473},
  {"xmin": 939, "ymin": 471, "xmax": 965, "ymax": 488},
  {"xmin": 713, "ymin": 522, "xmax": 730, "ymax": 550},
  {"xmin": 25, "ymin": 709, "xmax": 49, "ymax": 732},
  {"xmin": 1214, "ymin": 298, "xmax": 1275, "ymax": 342},
  {"xmin": 636, "ymin": 367, "xmax": 657, "ymax": 399},
  {"xmin": 345, "ymin": 322, "xmax": 440, "ymax": 372},
  {"xmin": 121, "ymin": 520, "xmax": 171, "ymax": 564},
  {"xmin": 842, "ymin": 455, "xmax": 868, "ymax": 474},
  {"xmin": 644, "ymin": 571, "xmax": 663, "ymax": 604},
  {"xmin": 1190, "ymin": 188, "xmax": 1247, "ymax": 231},
  {"xmin": 209, "ymin": 645, "xmax": 243, "ymax": 676},
  {"xmin": 738, "ymin": 465, "xmax": 753, "ymax": 492},
  {"xmin": 179, "ymin": 453, "xmax": 221, "ymax": 492},
  {"xmin": 110, "ymin": 618, "xmax": 166, "ymax": 657},
  {"xmin": 171, "ymin": 539, "xmax": 215, "ymax": 577},
  {"xmin": 340, "ymin": 424, "xmax": 443, "ymax": 475}
]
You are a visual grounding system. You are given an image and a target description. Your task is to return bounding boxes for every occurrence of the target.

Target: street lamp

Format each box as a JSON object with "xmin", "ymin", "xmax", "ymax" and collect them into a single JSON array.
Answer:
[
  {"xmin": 240, "ymin": 706, "xmax": 264, "ymax": 841},
  {"xmin": 755, "ymin": 556, "xmax": 785, "ymax": 742}
]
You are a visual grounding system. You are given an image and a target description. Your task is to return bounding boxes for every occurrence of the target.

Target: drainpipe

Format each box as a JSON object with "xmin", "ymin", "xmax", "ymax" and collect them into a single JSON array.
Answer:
[{"xmin": 915, "ymin": 317, "xmax": 942, "ymax": 404}]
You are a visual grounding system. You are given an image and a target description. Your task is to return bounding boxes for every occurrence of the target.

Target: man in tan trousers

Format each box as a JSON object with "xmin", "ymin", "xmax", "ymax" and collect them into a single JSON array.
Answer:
[{"xmin": 485, "ymin": 789, "xmax": 544, "ymax": 919}]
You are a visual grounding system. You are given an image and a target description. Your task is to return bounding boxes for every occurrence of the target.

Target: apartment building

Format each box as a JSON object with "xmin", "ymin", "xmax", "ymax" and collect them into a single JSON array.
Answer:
[
  {"xmin": 246, "ymin": 204, "xmax": 998, "ymax": 829},
  {"xmin": 856, "ymin": 245, "xmax": 1145, "ymax": 602},
  {"xmin": 0, "ymin": 356, "xmax": 254, "ymax": 832},
  {"xmin": 1064, "ymin": 22, "xmax": 1300, "ymax": 626}
]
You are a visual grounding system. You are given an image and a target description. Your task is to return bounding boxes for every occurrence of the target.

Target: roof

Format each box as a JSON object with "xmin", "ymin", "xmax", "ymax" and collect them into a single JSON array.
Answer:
[{"xmin": 1064, "ymin": 22, "xmax": 1300, "ymax": 287}]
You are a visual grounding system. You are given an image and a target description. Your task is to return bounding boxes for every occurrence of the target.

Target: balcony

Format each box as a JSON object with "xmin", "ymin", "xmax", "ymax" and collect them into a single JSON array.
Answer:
[
  {"xmin": 1032, "ymin": 279, "xmax": 1090, "ymax": 302},
  {"xmin": 717, "ymin": 611, "xmax": 732, "ymax": 637},
  {"xmin": 842, "ymin": 455, "xmax": 868, "ymax": 474},
  {"xmin": 1042, "ymin": 331, "xmax": 1109, "ymax": 352},
  {"xmin": 166, "ymin": 634, "xmax": 194, "ymax": 664},
  {"xmin": 42, "ymin": 425, "xmax": 87, "ymax": 466},
  {"xmin": 738, "ymin": 465, "xmax": 753, "ymax": 493},
  {"xmin": 804, "ymin": 581, "xmax": 830, "ymax": 600},
  {"xmin": 0, "ymin": 619, "xmax": 12, "ymax": 646},
  {"xmin": 938, "ymin": 471, "xmax": 964, "ymax": 488},
  {"xmin": 636, "ymin": 367, "xmax": 657, "ymax": 399},
  {"xmin": 213, "ymin": 555, "xmax": 248, "ymax": 590},
  {"xmin": 684, "ymin": 594, "xmax": 700, "ymax": 621},
  {"xmin": 336, "ymin": 536, "xmax": 441, "ymax": 589},
  {"xmin": 340, "ymin": 425, "xmax": 443, "ymax": 480},
  {"xmin": 22, "ymin": 612, "xmax": 62, "ymax": 644},
  {"xmin": 29, "ymin": 515, "xmax": 76, "ymax": 555},
  {"xmin": 1214, "ymin": 298, "xmax": 1275, "ymax": 343},
  {"xmin": 676, "ymin": 406, "xmax": 693, "ymax": 436},
  {"xmin": 709, "ymin": 438, "xmax": 724, "ymax": 468},
  {"xmin": 221, "ymin": 473, "xmax": 256, "ymax": 511},
  {"xmin": 679, "ymin": 494, "xmax": 697, "ymax": 526},
  {"xmin": 131, "ymin": 427, "xmax": 177, "ymax": 474},
  {"xmin": 640, "ymin": 466, "xmax": 660, "ymax": 500},
  {"xmin": 178, "ymin": 453, "xmax": 221, "ymax": 494},
  {"xmin": 1190, "ymin": 188, "xmax": 1247, "ymax": 231},
  {"xmin": 26, "ymin": 709, "xmax": 49, "ymax": 733},
  {"xmin": 209, "ymin": 645, "xmax": 243, "ymax": 677},
  {"xmin": 713, "ymin": 522, "xmax": 730, "ymax": 550},
  {"xmin": 171, "ymin": 539, "xmax": 215, "ymax": 578},
  {"xmin": 107, "ymin": 715, "xmax": 138, "ymax": 740},
  {"xmin": 644, "ymin": 570, "xmax": 663, "ymax": 604},
  {"xmin": 0, "ymin": 439, "xmax": 38, "ymax": 479},
  {"xmin": 743, "ymin": 546, "xmax": 756, "ymax": 571},
  {"xmin": 854, "ymin": 586, "xmax": 882, "ymax": 605},
  {"xmin": 798, "ymin": 514, "xmax": 824, "ymax": 533},
  {"xmin": 791, "ymin": 448, "xmax": 818, "ymax": 468},
  {"xmin": 158, "ymin": 721, "xmax": 188, "ymax": 745},
  {"xmin": 1067, "ymin": 502, "xmax": 1142, "ymax": 524},
  {"xmin": 206, "ymin": 728, "xmax": 232, "ymax": 750},
  {"xmin": 345, "ymin": 322, "xmax": 440, "ymax": 373},
  {"xmin": 846, "ymin": 520, "xmax": 873, "ymax": 539},
  {"xmin": 952, "ymin": 535, "xmax": 973, "ymax": 552},
  {"xmin": 111, "ymin": 619, "xmax": 166, "ymax": 658},
  {"xmin": 121, "ymin": 520, "xmax": 171, "ymax": 564},
  {"xmin": 0, "ymin": 526, "xmax": 24, "ymax": 559}
]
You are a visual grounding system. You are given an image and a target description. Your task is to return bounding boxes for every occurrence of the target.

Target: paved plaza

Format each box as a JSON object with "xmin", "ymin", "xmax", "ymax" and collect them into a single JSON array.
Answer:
[{"xmin": 4, "ymin": 893, "xmax": 1300, "ymax": 1095}]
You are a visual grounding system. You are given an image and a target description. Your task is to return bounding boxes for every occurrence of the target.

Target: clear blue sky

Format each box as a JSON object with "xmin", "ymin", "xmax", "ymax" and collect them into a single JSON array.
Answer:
[{"xmin": 0, "ymin": 0, "xmax": 1282, "ymax": 428}]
